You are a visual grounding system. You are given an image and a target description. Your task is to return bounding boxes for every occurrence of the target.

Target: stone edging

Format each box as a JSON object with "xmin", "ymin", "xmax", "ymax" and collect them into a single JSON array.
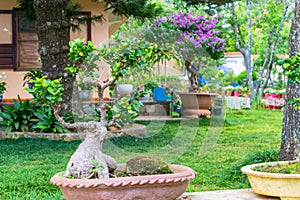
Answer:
[{"xmin": 0, "ymin": 124, "xmax": 147, "ymax": 141}]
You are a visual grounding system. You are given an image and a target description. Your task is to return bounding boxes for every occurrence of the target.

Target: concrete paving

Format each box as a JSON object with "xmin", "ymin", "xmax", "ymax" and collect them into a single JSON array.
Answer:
[{"xmin": 180, "ymin": 189, "xmax": 279, "ymax": 200}]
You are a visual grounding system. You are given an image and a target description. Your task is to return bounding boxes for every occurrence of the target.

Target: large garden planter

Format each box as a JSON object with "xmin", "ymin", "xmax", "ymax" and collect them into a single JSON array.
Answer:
[
  {"xmin": 241, "ymin": 161, "xmax": 300, "ymax": 200},
  {"xmin": 177, "ymin": 92, "xmax": 218, "ymax": 118},
  {"xmin": 50, "ymin": 164, "xmax": 196, "ymax": 200}
]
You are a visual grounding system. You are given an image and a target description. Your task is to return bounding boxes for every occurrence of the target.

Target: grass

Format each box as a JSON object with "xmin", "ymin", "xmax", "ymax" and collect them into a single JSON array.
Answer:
[{"xmin": 0, "ymin": 109, "xmax": 283, "ymax": 199}]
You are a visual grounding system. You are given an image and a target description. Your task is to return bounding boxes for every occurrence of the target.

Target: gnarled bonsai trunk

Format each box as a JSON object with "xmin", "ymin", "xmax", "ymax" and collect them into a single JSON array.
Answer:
[
  {"xmin": 63, "ymin": 125, "xmax": 117, "ymax": 179},
  {"xmin": 185, "ymin": 60, "xmax": 199, "ymax": 92},
  {"xmin": 53, "ymin": 105, "xmax": 117, "ymax": 179}
]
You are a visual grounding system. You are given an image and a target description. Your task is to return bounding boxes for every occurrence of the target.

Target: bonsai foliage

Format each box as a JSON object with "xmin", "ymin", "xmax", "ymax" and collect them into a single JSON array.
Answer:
[
  {"xmin": 35, "ymin": 39, "xmax": 171, "ymax": 179},
  {"xmin": 147, "ymin": 12, "xmax": 225, "ymax": 92},
  {"xmin": 65, "ymin": 38, "xmax": 99, "ymax": 90}
]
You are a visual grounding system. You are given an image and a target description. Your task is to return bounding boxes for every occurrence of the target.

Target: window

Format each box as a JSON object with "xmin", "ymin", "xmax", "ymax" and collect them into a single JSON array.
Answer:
[
  {"xmin": 16, "ymin": 12, "xmax": 40, "ymax": 69},
  {"xmin": 0, "ymin": 9, "xmax": 92, "ymax": 70},
  {"xmin": 0, "ymin": 11, "xmax": 15, "ymax": 68}
]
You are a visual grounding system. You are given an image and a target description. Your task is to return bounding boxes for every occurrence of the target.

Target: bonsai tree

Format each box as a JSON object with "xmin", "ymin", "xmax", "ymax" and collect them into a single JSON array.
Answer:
[
  {"xmin": 18, "ymin": 0, "xmax": 163, "ymax": 113},
  {"xmin": 27, "ymin": 39, "xmax": 166, "ymax": 179},
  {"xmin": 146, "ymin": 12, "xmax": 226, "ymax": 92}
]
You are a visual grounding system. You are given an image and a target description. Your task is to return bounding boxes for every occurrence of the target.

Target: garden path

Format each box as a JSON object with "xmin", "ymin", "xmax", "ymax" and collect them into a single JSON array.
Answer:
[{"xmin": 180, "ymin": 189, "xmax": 279, "ymax": 200}]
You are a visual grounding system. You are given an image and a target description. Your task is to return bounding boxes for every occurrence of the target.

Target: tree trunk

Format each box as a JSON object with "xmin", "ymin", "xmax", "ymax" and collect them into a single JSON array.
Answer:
[
  {"xmin": 185, "ymin": 60, "xmax": 199, "ymax": 92},
  {"xmin": 63, "ymin": 125, "xmax": 117, "ymax": 179},
  {"xmin": 280, "ymin": 0, "xmax": 300, "ymax": 160},
  {"xmin": 33, "ymin": 0, "xmax": 75, "ymax": 111},
  {"xmin": 231, "ymin": 1, "xmax": 254, "ymax": 105},
  {"xmin": 243, "ymin": 49, "xmax": 255, "ymax": 100}
]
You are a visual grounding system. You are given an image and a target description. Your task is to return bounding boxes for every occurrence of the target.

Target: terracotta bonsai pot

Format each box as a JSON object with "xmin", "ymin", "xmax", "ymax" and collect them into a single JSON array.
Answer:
[
  {"xmin": 50, "ymin": 164, "xmax": 196, "ymax": 200},
  {"xmin": 241, "ymin": 161, "xmax": 300, "ymax": 200},
  {"xmin": 177, "ymin": 92, "xmax": 218, "ymax": 118}
]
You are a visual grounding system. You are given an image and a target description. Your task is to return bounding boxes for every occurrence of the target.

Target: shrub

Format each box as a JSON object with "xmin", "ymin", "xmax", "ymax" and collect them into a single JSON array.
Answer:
[
  {"xmin": 0, "ymin": 97, "xmax": 39, "ymax": 133},
  {"xmin": 32, "ymin": 106, "xmax": 70, "ymax": 133}
]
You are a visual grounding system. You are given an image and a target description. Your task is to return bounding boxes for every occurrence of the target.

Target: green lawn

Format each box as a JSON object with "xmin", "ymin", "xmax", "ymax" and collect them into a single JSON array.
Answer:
[{"xmin": 0, "ymin": 109, "xmax": 283, "ymax": 199}]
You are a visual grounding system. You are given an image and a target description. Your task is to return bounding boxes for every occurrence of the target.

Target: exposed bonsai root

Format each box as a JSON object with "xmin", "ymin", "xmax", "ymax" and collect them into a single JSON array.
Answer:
[{"xmin": 63, "ymin": 126, "xmax": 117, "ymax": 179}]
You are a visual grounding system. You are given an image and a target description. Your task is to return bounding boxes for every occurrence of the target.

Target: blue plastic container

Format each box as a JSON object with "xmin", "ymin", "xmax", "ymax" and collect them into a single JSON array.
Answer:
[{"xmin": 153, "ymin": 87, "xmax": 166, "ymax": 102}]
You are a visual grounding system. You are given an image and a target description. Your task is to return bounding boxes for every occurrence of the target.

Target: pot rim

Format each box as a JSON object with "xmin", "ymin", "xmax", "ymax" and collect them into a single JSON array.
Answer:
[
  {"xmin": 50, "ymin": 164, "xmax": 196, "ymax": 188},
  {"xmin": 241, "ymin": 160, "xmax": 300, "ymax": 178}
]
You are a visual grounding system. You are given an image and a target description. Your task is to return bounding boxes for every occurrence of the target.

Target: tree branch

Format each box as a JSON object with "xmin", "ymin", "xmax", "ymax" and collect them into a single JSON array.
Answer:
[
  {"xmin": 232, "ymin": 2, "xmax": 244, "ymax": 53},
  {"xmin": 246, "ymin": 0, "xmax": 252, "ymax": 52},
  {"xmin": 256, "ymin": 0, "xmax": 289, "ymax": 95}
]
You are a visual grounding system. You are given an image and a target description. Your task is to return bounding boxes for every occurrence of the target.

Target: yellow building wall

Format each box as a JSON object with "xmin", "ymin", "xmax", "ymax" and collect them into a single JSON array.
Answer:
[
  {"xmin": 0, "ymin": 1, "xmax": 18, "ymax": 9},
  {"xmin": 73, "ymin": 0, "xmax": 109, "ymax": 46},
  {"xmin": 0, "ymin": 0, "xmax": 111, "ymax": 101}
]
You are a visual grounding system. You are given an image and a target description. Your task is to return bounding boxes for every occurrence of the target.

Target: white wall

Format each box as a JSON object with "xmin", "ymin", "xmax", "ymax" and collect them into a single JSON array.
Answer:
[{"xmin": 224, "ymin": 55, "xmax": 246, "ymax": 76}]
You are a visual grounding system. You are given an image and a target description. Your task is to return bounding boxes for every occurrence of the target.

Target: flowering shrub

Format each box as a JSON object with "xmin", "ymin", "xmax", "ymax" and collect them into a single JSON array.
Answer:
[
  {"xmin": 263, "ymin": 97, "xmax": 285, "ymax": 109},
  {"xmin": 145, "ymin": 12, "xmax": 225, "ymax": 92},
  {"xmin": 149, "ymin": 12, "xmax": 225, "ymax": 59}
]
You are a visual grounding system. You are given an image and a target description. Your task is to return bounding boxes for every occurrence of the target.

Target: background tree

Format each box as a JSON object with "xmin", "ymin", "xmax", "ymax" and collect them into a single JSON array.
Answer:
[
  {"xmin": 231, "ymin": 0, "xmax": 255, "ymax": 102},
  {"xmin": 252, "ymin": 0, "xmax": 290, "ymax": 96},
  {"xmin": 280, "ymin": 0, "xmax": 300, "ymax": 160},
  {"xmin": 182, "ymin": 0, "xmax": 291, "ymax": 104},
  {"xmin": 18, "ymin": 0, "xmax": 162, "ymax": 111}
]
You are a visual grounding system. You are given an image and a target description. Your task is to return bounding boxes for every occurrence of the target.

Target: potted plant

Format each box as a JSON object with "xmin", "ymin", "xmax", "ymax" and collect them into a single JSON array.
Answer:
[
  {"xmin": 0, "ymin": 72, "xmax": 7, "ymax": 102},
  {"xmin": 241, "ymin": 53, "xmax": 300, "ymax": 199},
  {"xmin": 264, "ymin": 88, "xmax": 281, "ymax": 99},
  {"xmin": 233, "ymin": 86, "xmax": 244, "ymax": 97},
  {"xmin": 0, "ymin": 80, "xmax": 6, "ymax": 102},
  {"xmin": 241, "ymin": 160, "xmax": 300, "ymax": 199},
  {"xmin": 141, "ymin": 79, "xmax": 159, "ymax": 101},
  {"xmin": 146, "ymin": 12, "xmax": 225, "ymax": 118},
  {"xmin": 225, "ymin": 86, "xmax": 234, "ymax": 96},
  {"xmin": 35, "ymin": 40, "xmax": 196, "ymax": 200},
  {"xmin": 115, "ymin": 76, "xmax": 134, "ymax": 96}
]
